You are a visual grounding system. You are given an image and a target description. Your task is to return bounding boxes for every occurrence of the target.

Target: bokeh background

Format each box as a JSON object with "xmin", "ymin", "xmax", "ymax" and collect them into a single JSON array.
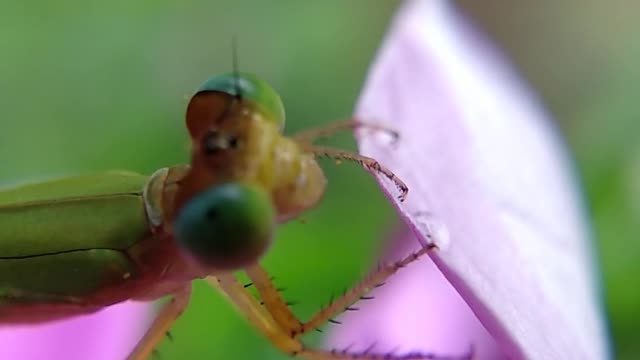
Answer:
[{"xmin": 0, "ymin": 1, "xmax": 637, "ymax": 359}]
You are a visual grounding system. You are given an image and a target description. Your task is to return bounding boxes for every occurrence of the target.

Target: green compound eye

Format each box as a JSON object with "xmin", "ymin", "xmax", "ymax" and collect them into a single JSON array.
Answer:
[
  {"xmin": 197, "ymin": 72, "xmax": 286, "ymax": 130},
  {"xmin": 174, "ymin": 183, "xmax": 275, "ymax": 270}
]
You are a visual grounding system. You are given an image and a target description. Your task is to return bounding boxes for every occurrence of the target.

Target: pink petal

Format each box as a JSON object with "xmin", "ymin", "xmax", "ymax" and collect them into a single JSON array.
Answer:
[
  {"xmin": 0, "ymin": 301, "xmax": 151, "ymax": 360},
  {"xmin": 329, "ymin": 0, "xmax": 610, "ymax": 359}
]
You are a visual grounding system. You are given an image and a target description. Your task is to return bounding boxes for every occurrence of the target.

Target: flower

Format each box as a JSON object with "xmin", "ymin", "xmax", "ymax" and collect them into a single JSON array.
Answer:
[
  {"xmin": 0, "ymin": 301, "xmax": 149, "ymax": 360},
  {"xmin": 327, "ymin": 1, "xmax": 611, "ymax": 359}
]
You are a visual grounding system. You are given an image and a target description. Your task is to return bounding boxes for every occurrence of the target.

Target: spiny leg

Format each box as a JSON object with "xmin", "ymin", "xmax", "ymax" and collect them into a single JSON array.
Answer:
[
  {"xmin": 127, "ymin": 285, "xmax": 192, "ymax": 360},
  {"xmin": 302, "ymin": 348, "xmax": 472, "ymax": 360},
  {"xmin": 207, "ymin": 269, "xmax": 458, "ymax": 360},
  {"xmin": 299, "ymin": 245, "xmax": 474, "ymax": 360},
  {"xmin": 292, "ymin": 118, "xmax": 399, "ymax": 146},
  {"xmin": 206, "ymin": 273, "xmax": 303, "ymax": 355},
  {"xmin": 244, "ymin": 264, "xmax": 302, "ymax": 334},
  {"xmin": 304, "ymin": 145, "xmax": 408, "ymax": 202},
  {"xmin": 239, "ymin": 248, "xmax": 442, "ymax": 343},
  {"xmin": 295, "ymin": 245, "xmax": 436, "ymax": 336}
]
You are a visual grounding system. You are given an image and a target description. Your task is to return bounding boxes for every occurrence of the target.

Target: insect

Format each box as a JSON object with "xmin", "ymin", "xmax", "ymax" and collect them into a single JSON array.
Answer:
[{"xmin": 0, "ymin": 72, "xmax": 444, "ymax": 360}]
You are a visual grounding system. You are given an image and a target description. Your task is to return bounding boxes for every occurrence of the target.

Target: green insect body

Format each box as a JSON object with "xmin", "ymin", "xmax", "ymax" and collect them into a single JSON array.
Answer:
[
  {"xmin": 0, "ymin": 73, "xmax": 421, "ymax": 360},
  {"xmin": 0, "ymin": 170, "xmax": 194, "ymax": 323}
]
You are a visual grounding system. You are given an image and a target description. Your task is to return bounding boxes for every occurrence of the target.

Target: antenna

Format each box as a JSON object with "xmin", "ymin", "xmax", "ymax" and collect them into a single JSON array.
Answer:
[{"xmin": 232, "ymin": 35, "xmax": 242, "ymax": 99}]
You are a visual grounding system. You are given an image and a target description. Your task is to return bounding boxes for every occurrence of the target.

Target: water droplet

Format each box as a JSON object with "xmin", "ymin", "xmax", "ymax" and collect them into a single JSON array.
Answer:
[
  {"xmin": 413, "ymin": 211, "xmax": 451, "ymax": 251},
  {"xmin": 374, "ymin": 129, "xmax": 399, "ymax": 146},
  {"xmin": 355, "ymin": 117, "xmax": 399, "ymax": 147}
]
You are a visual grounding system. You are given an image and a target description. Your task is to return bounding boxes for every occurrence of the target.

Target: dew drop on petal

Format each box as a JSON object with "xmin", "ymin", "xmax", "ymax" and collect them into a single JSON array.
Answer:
[
  {"xmin": 413, "ymin": 211, "xmax": 451, "ymax": 251},
  {"xmin": 373, "ymin": 131, "xmax": 399, "ymax": 147},
  {"xmin": 355, "ymin": 120, "xmax": 399, "ymax": 147}
]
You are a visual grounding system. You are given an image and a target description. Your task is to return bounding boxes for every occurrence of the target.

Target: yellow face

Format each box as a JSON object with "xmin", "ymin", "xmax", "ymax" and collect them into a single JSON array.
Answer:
[
  {"xmin": 187, "ymin": 92, "xmax": 278, "ymax": 179},
  {"xmin": 175, "ymin": 74, "xmax": 325, "ymax": 222}
]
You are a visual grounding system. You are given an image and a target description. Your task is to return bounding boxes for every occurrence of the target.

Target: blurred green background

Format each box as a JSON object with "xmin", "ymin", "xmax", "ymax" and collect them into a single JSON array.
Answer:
[{"xmin": 0, "ymin": 1, "xmax": 637, "ymax": 359}]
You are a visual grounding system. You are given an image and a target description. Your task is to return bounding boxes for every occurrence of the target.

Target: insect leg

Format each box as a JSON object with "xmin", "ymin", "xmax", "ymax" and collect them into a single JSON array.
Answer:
[
  {"xmin": 295, "ymin": 245, "xmax": 435, "ymax": 337},
  {"xmin": 304, "ymin": 145, "xmax": 408, "ymax": 202},
  {"xmin": 299, "ymin": 348, "xmax": 472, "ymax": 360},
  {"xmin": 207, "ymin": 274, "xmax": 304, "ymax": 355},
  {"xmin": 209, "ymin": 260, "xmax": 461, "ymax": 360},
  {"xmin": 126, "ymin": 285, "xmax": 192, "ymax": 360},
  {"xmin": 292, "ymin": 118, "xmax": 399, "ymax": 146},
  {"xmin": 215, "ymin": 244, "xmax": 433, "ymax": 340},
  {"xmin": 295, "ymin": 245, "xmax": 470, "ymax": 359},
  {"xmin": 244, "ymin": 264, "xmax": 303, "ymax": 334}
]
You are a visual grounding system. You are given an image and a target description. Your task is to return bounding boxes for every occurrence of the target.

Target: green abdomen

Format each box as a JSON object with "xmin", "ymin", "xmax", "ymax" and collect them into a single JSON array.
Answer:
[{"xmin": 0, "ymin": 172, "xmax": 150, "ymax": 300}]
